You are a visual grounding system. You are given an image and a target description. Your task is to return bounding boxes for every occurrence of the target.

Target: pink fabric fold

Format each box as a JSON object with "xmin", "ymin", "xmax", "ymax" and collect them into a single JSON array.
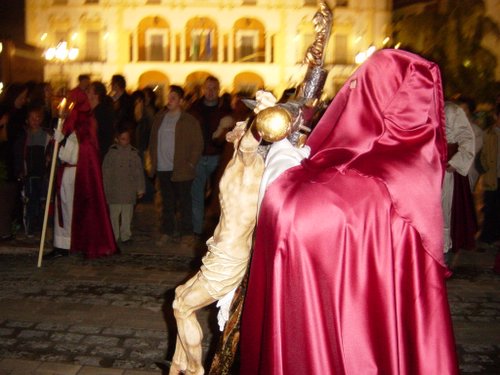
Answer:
[{"xmin": 240, "ymin": 49, "xmax": 458, "ymax": 374}]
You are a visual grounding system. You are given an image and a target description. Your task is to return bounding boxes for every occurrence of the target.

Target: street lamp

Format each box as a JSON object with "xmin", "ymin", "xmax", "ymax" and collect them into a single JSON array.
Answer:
[{"xmin": 44, "ymin": 40, "xmax": 79, "ymax": 95}]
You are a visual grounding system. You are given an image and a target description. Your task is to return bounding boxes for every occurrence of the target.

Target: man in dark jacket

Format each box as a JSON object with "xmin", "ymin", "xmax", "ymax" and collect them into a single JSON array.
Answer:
[
  {"xmin": 188, "ymin": 76, "xmax": 230, "ymax": 237},
  {"xmin": 111, "ymin": 74, "xmax": 135, "ymax": 124}
]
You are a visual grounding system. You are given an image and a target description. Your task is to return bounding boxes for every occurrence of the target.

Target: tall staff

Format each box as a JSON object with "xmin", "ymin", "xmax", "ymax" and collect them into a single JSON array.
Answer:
[{"xmin": 37, "ymin": 98, "xmax": 68, "ymax": 267}]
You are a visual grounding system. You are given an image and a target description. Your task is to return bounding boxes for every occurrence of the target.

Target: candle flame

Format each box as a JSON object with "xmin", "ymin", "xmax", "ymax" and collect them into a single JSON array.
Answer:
[{"xmin": 57, "ymin": 98, "xmax": 67, "ymax": 116}]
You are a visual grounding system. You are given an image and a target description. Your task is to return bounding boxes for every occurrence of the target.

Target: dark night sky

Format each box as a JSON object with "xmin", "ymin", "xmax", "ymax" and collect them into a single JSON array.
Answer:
[{"xmin": 0, "ymin": 0, "xmax": 26, "ymax": 43}]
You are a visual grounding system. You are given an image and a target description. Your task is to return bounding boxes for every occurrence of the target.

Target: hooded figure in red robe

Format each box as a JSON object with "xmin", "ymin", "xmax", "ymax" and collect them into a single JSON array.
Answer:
[
  {"xmin": 53, "ymin": 89, "xmax": 117, "ymax": 259},
  {"xmin": 240, "ymin": 49, "xmax": 459, "ymax": 374}
]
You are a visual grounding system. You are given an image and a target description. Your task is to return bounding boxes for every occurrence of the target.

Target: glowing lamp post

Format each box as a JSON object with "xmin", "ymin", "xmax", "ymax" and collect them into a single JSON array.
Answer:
[{"xmin": 44, "ymin": 41, "xmax": 79, "ymax": 95}]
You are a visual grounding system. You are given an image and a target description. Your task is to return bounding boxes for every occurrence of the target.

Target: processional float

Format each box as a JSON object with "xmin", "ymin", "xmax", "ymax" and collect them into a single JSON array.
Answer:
[{"xmin": 169, "ymin": 1, "xmax": 333, "ymax": 374}]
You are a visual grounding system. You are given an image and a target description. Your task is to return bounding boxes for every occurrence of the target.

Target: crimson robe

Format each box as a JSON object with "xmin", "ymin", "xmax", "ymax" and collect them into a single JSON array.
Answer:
[
  {"xmin": 66, "ymin": 106, "xmax": 117, "ymax": 259},
  {"xmin": 240, "ymin": 49, "xmax": 459, "ymax": 374}
]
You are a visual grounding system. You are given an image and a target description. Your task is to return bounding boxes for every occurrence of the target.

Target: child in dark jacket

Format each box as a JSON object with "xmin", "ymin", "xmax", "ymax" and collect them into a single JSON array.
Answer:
[{"xmin": 102, "ymin": 127, "xmax": 145, "ymax": 243}]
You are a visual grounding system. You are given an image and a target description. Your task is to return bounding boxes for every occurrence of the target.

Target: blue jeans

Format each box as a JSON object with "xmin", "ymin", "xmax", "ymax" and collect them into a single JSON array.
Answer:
[{"xmin": 191, "ymin": 155, "xmax": 220, "ymax": 234}]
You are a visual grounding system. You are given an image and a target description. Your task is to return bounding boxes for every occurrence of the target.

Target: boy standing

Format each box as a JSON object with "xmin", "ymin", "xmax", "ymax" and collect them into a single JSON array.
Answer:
[{"xmin": 102, "ymin": 126, "xmax": 145, "ymax": 243}]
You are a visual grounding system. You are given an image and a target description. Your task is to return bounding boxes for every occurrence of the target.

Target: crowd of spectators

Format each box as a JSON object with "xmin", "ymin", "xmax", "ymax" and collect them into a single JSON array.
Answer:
[
  {"xmin": 0, "ymin": 74, "xmax": 498, "ymax": 272},
  {"xmin": 0, "ymin": 75, "xmax": 253, "ymax": 256}
]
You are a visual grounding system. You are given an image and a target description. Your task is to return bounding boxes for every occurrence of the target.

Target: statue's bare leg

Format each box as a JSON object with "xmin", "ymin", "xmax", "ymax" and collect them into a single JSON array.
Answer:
[
  {"xmin": 169, "ymin": 276, "xmax": 197, "ymax": 373},
  {"xmin": 169, "ymin": 273, "xmax": 216, "ymax": 375},
  {"xmin": 169, "ymin": 124, "xmax": 263, "ymax": 375}
]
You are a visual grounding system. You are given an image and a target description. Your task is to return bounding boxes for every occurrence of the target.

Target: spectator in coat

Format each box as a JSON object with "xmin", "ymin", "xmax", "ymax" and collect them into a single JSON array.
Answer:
[
  {"xmin": 110, "ymin": 74, "xmax": 134, "ymax": 125},
  {"xmin": 102, "ymin": 126, "xmax": 145, "ymax": 243},
  {"xmin": 148, "ymin": 85, "xmax": 203, "ymax": 247}
]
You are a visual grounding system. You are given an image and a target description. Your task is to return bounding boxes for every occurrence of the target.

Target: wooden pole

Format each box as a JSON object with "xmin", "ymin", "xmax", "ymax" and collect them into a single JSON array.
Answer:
[{"xmin": 37, "ymin": 98, "xmax": 67, "ymax": 268}]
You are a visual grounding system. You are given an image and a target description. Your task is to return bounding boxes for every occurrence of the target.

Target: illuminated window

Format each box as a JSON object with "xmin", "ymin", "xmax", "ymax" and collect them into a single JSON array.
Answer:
[
  {"xmin": 235, "ymin": 30, "xmax": 260, "ymax": 62},
  {"xmin": 189, "ymin": 29, "xmax": 214, "ymax": 62},
  {"xmin": 186, "ymin": 17, "xmax": 217, "ymax": 62},
  {"xmin": 138, "ymin": 17, "xmax": 170, "ymax": 61},
  {"xmin": 146, "ymin": 29, "xmax": 169, "ymax": 61},
  {"xmin": 85, "ymin": 31, "xmax": 101, "ymax": 61},
  {"xmin": 233, "ymin": 18, "xmax": 265, "ymax": 63}
]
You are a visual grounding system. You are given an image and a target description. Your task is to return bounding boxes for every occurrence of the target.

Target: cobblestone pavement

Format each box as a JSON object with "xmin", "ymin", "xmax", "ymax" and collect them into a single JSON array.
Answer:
[
  {"xmin": 0, "ymin": 252, "xmax": 215, "ymax": 374},
  {"xmin": 0, "ymin": 203, "xmax": 499, "ymax": 374},
  {"xmin": 445, "ymin": 250, "xmax": 500, "ymax": 375}
]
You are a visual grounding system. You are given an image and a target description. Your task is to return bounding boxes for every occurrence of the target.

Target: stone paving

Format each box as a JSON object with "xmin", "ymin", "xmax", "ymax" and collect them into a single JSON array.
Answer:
[
  {"xmin": 0, "ymin": 252, "xmax": 215, "ymax": 375},
  {"xmin": 0, "ymin": 202, "xmax": 499, "ymax": 374},
  {"xmin": 446, "ymin": 253, "xmax": 500, "ymax": 375}
]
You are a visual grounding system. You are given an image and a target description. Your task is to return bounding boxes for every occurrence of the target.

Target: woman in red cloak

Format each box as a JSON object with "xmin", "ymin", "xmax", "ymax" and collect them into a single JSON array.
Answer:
[{"xmin": 240, "ymin": 49, "xmax": 459, "ymax": 374}]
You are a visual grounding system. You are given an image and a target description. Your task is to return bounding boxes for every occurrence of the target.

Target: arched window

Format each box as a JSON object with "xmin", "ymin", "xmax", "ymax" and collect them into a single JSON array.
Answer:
[
  {"xmin": 138, "ymin": 17, "xmax": 170, "ymax": 62},
  {"xmin": 80, "ymin": 16, "xmax": 104, "ymax": 62},
  {"xmin": 184, "ymin": 71, "xmax": 212, "ymax": 95},
  {"xmin": 185, "ymin": 18, "xmax": 217, "ymax": 62},
  {"xmin": 138, "ymin": 71, "xmax": 169, "ymax": 105},
  {"xmin": 233, "ymin": 71, "xmax": 264, "ymax": 95},
  {"xmin": 233, "ymin": 18, "xmax": 265, "ymax": 63}
]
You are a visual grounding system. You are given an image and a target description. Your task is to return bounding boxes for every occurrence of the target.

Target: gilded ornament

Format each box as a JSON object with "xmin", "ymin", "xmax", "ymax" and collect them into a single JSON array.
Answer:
[{"xmin": 255, "ymin": 106, "xmax": 292, "ymax": 142}]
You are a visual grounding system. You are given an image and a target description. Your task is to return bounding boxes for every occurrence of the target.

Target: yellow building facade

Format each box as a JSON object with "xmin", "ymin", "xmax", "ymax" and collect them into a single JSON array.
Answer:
[{"xmin": 25, "ymin": 0, "xmax": 392, "ymax": 101}]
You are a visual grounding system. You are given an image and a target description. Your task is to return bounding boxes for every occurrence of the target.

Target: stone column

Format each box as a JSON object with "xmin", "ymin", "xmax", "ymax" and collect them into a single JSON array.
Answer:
[
  {"xmin": 170, "ymin": 30, "xmax": 176, "ymax": 62},
  {"xmin": 132, "ymin": 29, "xmax": 138, "ymax": 62},
  {"xmin": 265, "ymin": 33, "xmax": 272, "ymax": 64},
  {"xmin": 228, "ymin": 29, "xmax": 234, "ymax": 62},
  {"xmin": 180, "ymin": 31, "xmax": 186, "ymax": 62},
  {"xmin": 218, "ymin": 31, "xmax": 224, "ymax": 62}
]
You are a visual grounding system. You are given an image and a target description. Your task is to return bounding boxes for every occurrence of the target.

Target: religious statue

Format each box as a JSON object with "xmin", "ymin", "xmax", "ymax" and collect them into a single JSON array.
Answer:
[
  {"xmin": 168, "ymin": 120, "xmax": 264, "ymax": 375},
  {"xmin": 168, "ymin": 2, "xmax": 333, "ymax": 374}
]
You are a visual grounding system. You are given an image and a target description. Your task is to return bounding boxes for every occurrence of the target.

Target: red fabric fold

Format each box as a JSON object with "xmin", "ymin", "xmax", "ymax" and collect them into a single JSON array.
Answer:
[
  {"xmin": 69, "ymin": 109, "xmax": 117, "ymax": 259},
  {"xmin": 240, "ymin": 49, "xmax": 458, "ymax": 374}
]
